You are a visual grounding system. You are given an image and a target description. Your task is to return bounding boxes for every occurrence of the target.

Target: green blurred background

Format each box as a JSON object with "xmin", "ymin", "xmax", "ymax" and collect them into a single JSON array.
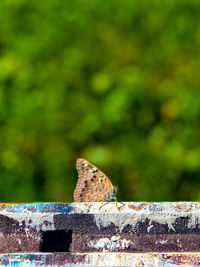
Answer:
[{"xmin": 0, "ymin": 0, "xmax": 200, "ymax": 202}]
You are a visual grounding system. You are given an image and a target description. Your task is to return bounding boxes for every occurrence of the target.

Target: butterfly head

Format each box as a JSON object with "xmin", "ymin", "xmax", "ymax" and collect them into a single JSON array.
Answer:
[{"xmin": 105, "ymin": 187, "xmax": 116, "ymax": 201}]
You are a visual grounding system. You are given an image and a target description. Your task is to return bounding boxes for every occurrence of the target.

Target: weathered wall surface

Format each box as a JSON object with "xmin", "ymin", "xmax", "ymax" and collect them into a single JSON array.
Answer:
[
  {"xmin": 0, "ymin": 202, "xmax": 200, "ymax": 253},
  {"xmin": 0, "ymin": 202, "xmax": 200, "ymax": 266}
]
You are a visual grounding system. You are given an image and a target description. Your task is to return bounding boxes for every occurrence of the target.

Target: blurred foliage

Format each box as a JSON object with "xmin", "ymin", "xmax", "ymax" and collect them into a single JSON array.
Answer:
[{"xmin": 0, "ymin": 0, "xmax": 200, "ymax": 202}]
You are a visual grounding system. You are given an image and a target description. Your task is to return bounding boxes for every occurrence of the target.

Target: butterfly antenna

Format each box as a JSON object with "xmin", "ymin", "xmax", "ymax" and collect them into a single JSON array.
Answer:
[
  {"xmin": 99, "ymin": 195, "xmax": 106, "ymax": 210},
  {"xmin": 115, "ymin": 197, "xmax": 120, "ymax": 211}
]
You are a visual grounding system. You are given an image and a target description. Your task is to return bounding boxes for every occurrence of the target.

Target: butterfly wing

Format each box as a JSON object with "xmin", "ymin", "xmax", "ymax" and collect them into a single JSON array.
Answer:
[{"xmin": 74, "ymin": 158, "xmax": 114, "ymax": 202}]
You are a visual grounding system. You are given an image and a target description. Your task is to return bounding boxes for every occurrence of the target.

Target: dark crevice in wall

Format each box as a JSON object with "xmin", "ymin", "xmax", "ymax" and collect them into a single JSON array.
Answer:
[{"xmin": 40, "ymin": 230, "xmax": 72, "ymax": 252}]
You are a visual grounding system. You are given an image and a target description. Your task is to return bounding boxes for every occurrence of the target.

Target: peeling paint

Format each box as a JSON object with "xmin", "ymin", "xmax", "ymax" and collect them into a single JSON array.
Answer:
[
  {"xmin": 0, "ymin": 253, "xmax": 200, "ymax": 266},
  {"xmin": 0, "ymin": 210, "xmax": 55, "ymax": 232},
  {"xmin": 0, "ymin": 203, "xmax": 72, "ymax": 213},
  {"xmin": 1, "ymin": 202, "xmax": 200, "ymax": 254},
  {"xmin": 0, "ymin": 203, "xmax": 72, "ymax": 233},
  {"xmin": 71, "ymin": 202, "xmax": 200, "ymax": 233}
]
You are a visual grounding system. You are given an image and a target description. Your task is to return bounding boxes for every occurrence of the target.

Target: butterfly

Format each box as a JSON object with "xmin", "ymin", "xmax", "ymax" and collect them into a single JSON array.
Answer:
[{"xmin": 74, "ymin": 158, "xmax": 119, "ymax": 210}]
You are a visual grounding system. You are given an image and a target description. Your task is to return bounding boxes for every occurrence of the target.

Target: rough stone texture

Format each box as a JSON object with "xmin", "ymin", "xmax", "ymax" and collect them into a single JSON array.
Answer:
[
  {"xmin": 0, "ymin": 202, "xmax": 200, "ymax": 253},
  {"xmin": 0, "ymin": 233, "xmax": 41, "ymax": 253}
]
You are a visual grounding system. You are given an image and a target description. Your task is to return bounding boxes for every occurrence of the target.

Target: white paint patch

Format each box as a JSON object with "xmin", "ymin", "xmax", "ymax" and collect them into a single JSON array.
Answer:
[
  {"xmin": 156, "ymin": 239, "xmax": 168, "ymax": 245},
  {"xmin": 84, "ymin": 163, "xmax": 88, "ymax": 167},
  {"xmin": 147, "ymin": 225, "xmax": 154, "ymax": 233},
  {"xmin": 0, "ymin": 232, "xmax": 4, "ymax": 238},
  {"xmin": 90, "ymin": 236, "xmax": 133, "ymax": 251}
]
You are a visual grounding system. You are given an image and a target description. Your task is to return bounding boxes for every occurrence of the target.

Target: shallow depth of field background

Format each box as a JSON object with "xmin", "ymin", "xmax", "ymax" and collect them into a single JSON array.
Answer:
[{"xmin": 0, "ymin": 0, "xmax": 200, "ymax": 202}]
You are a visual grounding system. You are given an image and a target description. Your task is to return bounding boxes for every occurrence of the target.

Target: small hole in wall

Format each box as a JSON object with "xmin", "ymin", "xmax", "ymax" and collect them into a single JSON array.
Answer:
[{"xmin": 40, "ymin": 230, "xmax": 72, "ymax": 252}]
